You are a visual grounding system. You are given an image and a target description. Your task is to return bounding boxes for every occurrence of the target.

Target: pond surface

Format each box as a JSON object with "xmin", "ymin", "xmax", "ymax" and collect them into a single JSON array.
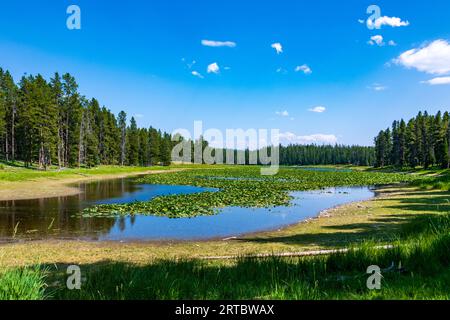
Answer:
[
  {"xmin": 292, "ymin": 167, "xmax": 354, "ymax": 173},
  {"xmin": 0, "ymin": 178, "xmax": 375, "ymax": 242}
]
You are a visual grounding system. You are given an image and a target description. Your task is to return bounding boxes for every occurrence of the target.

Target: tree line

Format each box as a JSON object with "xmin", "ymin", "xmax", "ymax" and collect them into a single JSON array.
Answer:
[
  {"xmin": 374, "ymin": 111, "xmax": 450, "ymax": 168},
  {"xmin": 1, "ymin": 67, "xmax": 379, "ymax": 170},
  {"xmin": 0, "ymin": 68, "xmax": 173, "ymax": 169},
  {"xmin": 279, "ymin": 144, "xmax": 375, "ymax": 166}
]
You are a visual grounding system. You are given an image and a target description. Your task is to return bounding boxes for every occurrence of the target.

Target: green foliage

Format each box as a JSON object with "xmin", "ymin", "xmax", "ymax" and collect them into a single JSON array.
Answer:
[
  {"xmin": 0, "ymin": 68, "xmax": 173, "ymax": 168},
  {"xmin": 0, "ymin": 267, "xmax": 48, "ymax": 300},
  {"xmin": 279, "ymin": 144, "xmax": 375, "ymax": 166},
  {"xmin": 376, "ymin": 111, "xmax": 450, "ymax": 169},
  {"xmin": 8, "ymin": 212, "xmax": 450, "ymax": 300},
  {"xmin": 83, "ymin": 166, "xmax": 419, "ymax": 218}
]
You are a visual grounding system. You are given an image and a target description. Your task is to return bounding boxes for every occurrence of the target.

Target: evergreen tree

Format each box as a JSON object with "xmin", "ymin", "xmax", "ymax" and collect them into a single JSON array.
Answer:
[
  {"xmin": 118, "ymin": 111, "xmax": 127, "ymax": 166},
  {"xmin": 126, "ymin": 117, "xmax": 139, "ymax": 166}
]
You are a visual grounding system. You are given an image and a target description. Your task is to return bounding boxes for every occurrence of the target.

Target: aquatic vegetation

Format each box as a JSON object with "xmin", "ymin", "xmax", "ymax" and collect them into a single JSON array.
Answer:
[{"xmin": 82, "ymin": 166, "xmax": 419, "ymax": 218}]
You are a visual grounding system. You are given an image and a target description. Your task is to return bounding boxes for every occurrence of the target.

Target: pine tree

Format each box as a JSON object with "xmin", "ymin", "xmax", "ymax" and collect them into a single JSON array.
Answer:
[
  {"xmin": 50, "ymin": 73, "xmax": 64, "ymax": 168},
  {"xmin": 62, "ymin": 73, "xmax": 83, "ymax": 167},
  {"xmin": 118, "ymin": 111, "xmax": 127, "ymax": 166},
  {"xmin": 126, "ymin": 117, "xmax": 139, "ymax": 166},
  {"xmin": 0, "ymin": 69, "xmax": 6, "ymax": 160},
  {"xmin": 148, "ymin": 127, "xmax": 161, "ymax": 165}
]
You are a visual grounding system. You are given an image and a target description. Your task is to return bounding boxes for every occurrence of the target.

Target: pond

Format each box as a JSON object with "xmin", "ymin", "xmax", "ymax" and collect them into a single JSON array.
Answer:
[
  {"xmin": 292, "ymin": 166, "xmax": 354, "ymax": 173},
  {"xmin": 0, "ymin": 178, "xmax": 375, "ymax": 242}
]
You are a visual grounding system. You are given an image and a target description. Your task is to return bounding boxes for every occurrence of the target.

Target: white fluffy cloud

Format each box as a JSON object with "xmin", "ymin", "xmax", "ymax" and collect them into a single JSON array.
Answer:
[
  {"xmin": 201, "ymin": 40, "xmax": 236, "ymax": 48},
  {"xmin": 421, "ymin": 76, "xmax": 450, "ymax": 85},
  {"xmin": 191, "ymin": 71, "xmax": 204, "ymax": 79},
  {"xmin": 207, "ymin": 62, "xmax": 220, "ymax": 74},
  {"xmin": 271, "ymin": 42, "xmax": 283, "ymax": 54},
  {"xmin": 308, "ymin": 106, "xmax": 326, "ymax": 113},
  {"xmin": 368, "ymin": 35, "xmax": 384, "ymax": 46},
  {"xmin": 276, "ymin": 110, "xmax": 289, "ymax": 117},
  {"xmin": 394, "ymin": 39, "xmax": 450, "ymax": 75},
  {"xmin": 295, "ymin": 64, "xmax": 312, "ymax": 74},
  {"xmin": 278, "ymin": 132, "xmax": 338, "ymax": 145},
  {"xmin": 368, "ymin": 16, "xmax": 410, "ymax": 29}
]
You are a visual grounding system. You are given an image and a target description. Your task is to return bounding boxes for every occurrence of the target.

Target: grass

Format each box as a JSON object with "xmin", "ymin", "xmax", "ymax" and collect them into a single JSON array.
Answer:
[
  {"xmin": 1, "ymin": 165, "xmax": 449, "ymax": 300},
  {"xmin": 82, "ymin": 166, "xmax": 418, "ymax": 218},
  {"xmin": 53, "ymin": 212, "xmax": 450, "ymax": 300},
  {"xmin": 1, "ymin": 212, "xmax": 449, "ymax": 300},
  {"xmin": 0, "ymin": 162, "xmax": 172, "ymax": 182},
  {"xmin": 0, "ymin": 266, "xmax": 48, "ymax": 300},
  {"xmin": 0, "ymin": 162, "xmax": 181, "ymax": 201}
]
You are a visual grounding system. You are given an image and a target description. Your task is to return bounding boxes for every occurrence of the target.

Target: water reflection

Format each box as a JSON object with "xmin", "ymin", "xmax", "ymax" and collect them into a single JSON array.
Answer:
[
  {"xmin": 0, "ymin": 179, "xmax": 215, "ymax": 241},
  {"xmin": 0, "ymin": 177, "xmax": 375, "ymax": 242}
]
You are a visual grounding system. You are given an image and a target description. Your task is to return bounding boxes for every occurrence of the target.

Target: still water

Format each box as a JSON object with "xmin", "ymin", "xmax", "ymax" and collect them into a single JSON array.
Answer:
[{"xmin": 0, "ymin": 178, "xmax": 375, "ymax": 242}]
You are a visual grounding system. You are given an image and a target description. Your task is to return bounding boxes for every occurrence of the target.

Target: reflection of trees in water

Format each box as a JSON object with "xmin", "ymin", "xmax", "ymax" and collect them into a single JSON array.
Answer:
[{"xmin": 0, "ymin": 178, "xmax": 139, "ymax": 239}]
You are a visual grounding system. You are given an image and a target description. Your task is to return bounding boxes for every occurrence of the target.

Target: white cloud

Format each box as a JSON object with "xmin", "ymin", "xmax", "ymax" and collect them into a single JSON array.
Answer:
[
  {"xmin": 308, "ymin": 106, "xmax": 326, "ymax": 113},
  {"xmin": 278, "ymin": 132, "xmax": 338, "ymax": 145},
  {"xmin": 394, "ymin": 39, "xmax": 450, "ymax": 75},
  {"xmin": 368, "ymin": 35, "xmax": 384, "ymax": 46},
  {"xmin": 368, "ymin": 83, "xmax": 387, "ymax": 91},
  {"xmin": 368, "ymin": 16, "xmax": 410, "ymax": 29},
  {"xmin": 388, "ymin": 40, "xmax": 397, "ymax": 46},
  {"xmin": 133, "ymin": 114, "xmax": 144, "ymax": 119},
  {"xmin": 191, "ymin": 71, "xmax": 204, "ymax": 79},
  {"xmin": 358, "ymin": 19, "xmax": 365, "ymax": 24},
  {"xmin": 276, "ymin": 110, "xmax": 289, "ymax": 117},
  {"xmin": 295, "ymin": 64, "xmax": 312, "ymax": 74},
  {"xmin": 207, "ymin": 62, "xmax": 220, "ymax": 74},
  {"xmin": 421, "ymin": 76, "xmax": 450, "ymax": 85},
  {"xmin": 271, "ymin": 42, "xmax": 283, "ymax": 54},
  {"xmin": 201, "ymin": 40, "xmax": 236, "ymax": 48}
]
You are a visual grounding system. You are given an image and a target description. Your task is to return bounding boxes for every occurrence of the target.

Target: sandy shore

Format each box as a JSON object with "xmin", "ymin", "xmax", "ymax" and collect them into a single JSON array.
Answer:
[{"xmin": 0, "ymin": 169, "xmax": 182, "ymax": 201}]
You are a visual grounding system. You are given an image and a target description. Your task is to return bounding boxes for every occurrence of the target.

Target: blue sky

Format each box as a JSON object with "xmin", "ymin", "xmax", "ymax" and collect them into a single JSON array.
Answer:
[{"xmin": 1, "ymin": 0, "xmax": 450, "ymax": 146}]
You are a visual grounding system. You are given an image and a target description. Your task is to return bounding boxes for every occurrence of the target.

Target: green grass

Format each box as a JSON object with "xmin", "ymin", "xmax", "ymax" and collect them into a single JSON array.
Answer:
[
  {"xmin": 412, "ymin": 172, "xmax": 450, "ymax": 191},
  {"xmin": 56, "ymin": 212, "xmax": 450, "ymax": 300},
  {"xmin": 2, "ymin": 211, "xmax": 449, "ymax": 300},
  {"xmin": 0, "ymin": 266, "xmax": 48, "ymax": 300},
  {"xmin": 0, "ymin": 163, "xmax": 171, "ymax": 182},
  {"xmin": 83, "ymin": 166, "xmax": 420, "ymax": 218}
]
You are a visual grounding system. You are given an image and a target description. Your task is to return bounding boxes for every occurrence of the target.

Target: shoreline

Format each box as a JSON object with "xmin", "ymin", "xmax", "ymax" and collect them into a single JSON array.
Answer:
[
  {"xmin": 0, "ymin": 185, "xmax": 378, "ymax": 245},
  {"xmin": 0, "ymin": 184, "xmax": 423, "ymax": 267},
  {"xmin": 0, "ymin": 169, "xmax": 183, "ymax": 201}
]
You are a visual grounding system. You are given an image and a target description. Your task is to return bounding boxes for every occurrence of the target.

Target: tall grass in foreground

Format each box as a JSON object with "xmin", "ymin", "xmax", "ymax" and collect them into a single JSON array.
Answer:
[
  {"xmin": 2, "ymin": 214, "xmax": 450, "ymax": 300},
  {"xmin": 0, "ymin": 267, "xmax": 47, "ymax": 300},
  {"xmin": 56, "ymin": 214, "xmax": 450, "ymax": 300}
]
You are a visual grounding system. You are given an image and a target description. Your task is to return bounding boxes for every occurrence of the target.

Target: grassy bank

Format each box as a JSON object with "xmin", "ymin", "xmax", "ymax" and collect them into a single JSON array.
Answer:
[
  {"xmin": 0, "ymin": 162, "xmax": 174, "ymax": 182},
  {"xmin": 0, "ymin": 163, "xmax": 178, "ymax": 201},
  {"xmin": 2, "ymin": 210, "xmax": 449, "ymax": 300}
]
